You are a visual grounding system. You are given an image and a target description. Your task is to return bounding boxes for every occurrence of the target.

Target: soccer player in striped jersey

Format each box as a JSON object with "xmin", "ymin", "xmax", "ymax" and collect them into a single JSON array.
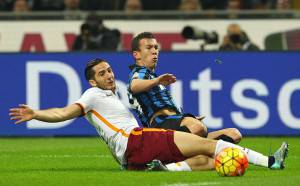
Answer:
[{"xmin": 128, "ymin": 32, "xmax": 241, "ymax": 143}]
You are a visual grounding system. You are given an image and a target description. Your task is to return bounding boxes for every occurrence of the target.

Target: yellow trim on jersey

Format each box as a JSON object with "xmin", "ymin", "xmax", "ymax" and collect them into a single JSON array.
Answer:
[
  {"xmin": 91, "ymin": 110, "xmax": 130, "ymax": 137},
  {"xmin": 130, "ymin": 128, "xmax": 167, "ymax": 136}
]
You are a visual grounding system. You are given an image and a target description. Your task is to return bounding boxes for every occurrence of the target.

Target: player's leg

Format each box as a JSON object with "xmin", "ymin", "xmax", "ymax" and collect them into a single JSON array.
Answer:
[
  {"xmin": 151, "ymin": 114, "xmax": 241, "ymax": 144},
  {"xmin": 147, "ymin": 132, "xmax": 219, "ymax": 171},
  {"xmin": 173, "ymin": 131, "xmax": 216, "ymax": 158},
  {"xmin": 126, "ymin": 127, "xmax": 214, "ymax": 171},
  {"xmin": 180, "ymin": 116, "xmax": 242, "ymax": 144},
  {"xmin": 173, "ymin": 131, "xmax": 289, "ymax": 170},
  {"xmin": 148, "ymin": 155, "xmax": 214, "ymax": 171},
  {"xmin": 184, "ymin": 155, "xmax": 215, "ymax": 171},
  {"xmin": 127, "ymin": 128, "xmax": 288, "ymax": 171},
  {"xmin": 214, "ymin": 139, "xmax": 289, "ymax": 169},
  {"xmin": 151, "ymin": 115, "xmax": 208, "ymax": 136},
  {"xmin": 180, "ymin": 116, "xmax": 208, "ymax": 136}
]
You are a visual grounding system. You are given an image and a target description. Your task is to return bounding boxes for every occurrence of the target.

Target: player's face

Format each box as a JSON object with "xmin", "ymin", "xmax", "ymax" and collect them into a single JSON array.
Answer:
[
  {"xmin": 90, "ymin": 62, "xmax": 116, "ymax": 92},
  {"xmin": 135, "ymin": 38, "xmax": 159, "ymax": 70}
]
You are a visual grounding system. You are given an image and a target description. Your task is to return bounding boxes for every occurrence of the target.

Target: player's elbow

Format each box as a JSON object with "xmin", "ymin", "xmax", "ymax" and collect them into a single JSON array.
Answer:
[
  {"xmin": 130, "ymin": 84, "xmax": 139, "ymax": 94},
  {"xmin": 227, "ymin": 128, "xmax": 242, "ymax": 144},
  {"xmin": 129, "ymin": 80, "xmax": 140, "ymax": 94},
  {"xmin": 193, "ymin": 124, "xmax": 208, "ymax": 137}
]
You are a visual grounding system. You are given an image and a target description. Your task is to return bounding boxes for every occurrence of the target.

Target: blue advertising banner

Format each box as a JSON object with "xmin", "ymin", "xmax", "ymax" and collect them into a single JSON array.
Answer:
[{"xmin": 1, "ymin": 52, "xmax": 299, "ymax": 136}]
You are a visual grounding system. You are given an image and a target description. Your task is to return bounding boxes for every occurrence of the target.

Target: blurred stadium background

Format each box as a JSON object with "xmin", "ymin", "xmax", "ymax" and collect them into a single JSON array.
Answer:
[{"xmin": 0, "ymin": 0, "xmax": 300, "ymax": 185}]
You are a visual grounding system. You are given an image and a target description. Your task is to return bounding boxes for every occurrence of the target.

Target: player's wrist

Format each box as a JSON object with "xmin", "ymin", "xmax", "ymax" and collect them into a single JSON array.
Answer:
[
  {"xmin": 32, "ymin": 110, "xmax": 38, "ymax": 120},
  {"xmin": 154, "ymin": 77, "xmax": 160, "ymax": 86}
]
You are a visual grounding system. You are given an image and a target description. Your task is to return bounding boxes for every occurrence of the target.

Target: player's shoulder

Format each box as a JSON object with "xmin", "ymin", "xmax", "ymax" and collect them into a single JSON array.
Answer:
[
  {"xmin": 130, "ymin": 64, "xmax": 147, "ymax": 73},
  {"xmin": 132, "ymin": 68, "xmax": 149, "ymax": 79},
  {"xmin": 83, "ymin": 87, "xmax": 98, "ymax": 94},
  {"xmin": 82, "ymin": 87, "xmax": 107, "ymax": 98}
]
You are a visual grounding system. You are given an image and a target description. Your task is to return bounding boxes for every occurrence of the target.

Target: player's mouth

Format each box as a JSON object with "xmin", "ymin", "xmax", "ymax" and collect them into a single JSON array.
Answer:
[{"xmin": 108, "ymin": 81, "xmax": 114, "ymax": 85}]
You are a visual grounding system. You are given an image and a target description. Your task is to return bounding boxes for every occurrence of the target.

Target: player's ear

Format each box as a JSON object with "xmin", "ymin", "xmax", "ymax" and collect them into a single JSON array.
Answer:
[
  {"xmin": 89, "ymin": 79, "xmax": 97, "ymax": 87},
  {"xmin": 133, "ymin": 51, "xmax": 141, "ymax": 60}
]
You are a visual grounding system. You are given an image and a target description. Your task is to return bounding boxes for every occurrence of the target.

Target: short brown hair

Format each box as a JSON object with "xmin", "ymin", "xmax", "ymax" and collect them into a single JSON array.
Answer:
[
  {"xmin": 131, "ymin": 32, "xmax": 155, "ymax": 52},
  {"xmin": 84, "ymin": 58, "xmax": 107, "ymax": 80}
]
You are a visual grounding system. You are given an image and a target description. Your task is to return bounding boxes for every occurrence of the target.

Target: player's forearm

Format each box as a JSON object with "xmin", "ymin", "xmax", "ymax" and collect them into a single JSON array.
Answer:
[
  {"xmin": 131, "ymin": 78, "xmax": 159, "ymax": 94},
  {"xmin": 33, "ymin": 108, "xmax": 74, "ymax": 122}
]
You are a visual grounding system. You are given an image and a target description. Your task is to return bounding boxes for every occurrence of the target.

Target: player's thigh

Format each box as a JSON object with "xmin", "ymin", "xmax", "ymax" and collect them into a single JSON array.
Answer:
[{"xmin": 173, "ymin": 131, "xmax": 216, "ymax": 158}]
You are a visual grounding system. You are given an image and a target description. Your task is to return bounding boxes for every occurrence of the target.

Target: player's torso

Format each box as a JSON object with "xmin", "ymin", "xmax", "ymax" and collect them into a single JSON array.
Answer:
[{"xmin": 129, "ymin": 67, "xmax": 180, "ymax": 124}]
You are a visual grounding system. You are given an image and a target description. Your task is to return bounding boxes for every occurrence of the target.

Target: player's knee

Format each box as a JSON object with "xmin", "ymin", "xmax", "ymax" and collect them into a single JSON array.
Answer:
[
  {"xmin": 181, "ymin": 117, "xmax": 208, "ymax": 137},
  {"xmin": 188, "ymin": 121, "xmax": 208, "ymax": 137},
  {"xmin": 227, "ymin": 128, "xmax": 242, "ymax": 144},
  {"xmin": 194, "ymin": 124, "xmax": 208, "ymax": 137}
]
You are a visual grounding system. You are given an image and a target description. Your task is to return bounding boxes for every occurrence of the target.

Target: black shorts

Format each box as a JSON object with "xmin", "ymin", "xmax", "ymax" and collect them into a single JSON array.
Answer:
[{"xmin": 150, "ymin": 113, "xmax": 196, "ymax": 131}]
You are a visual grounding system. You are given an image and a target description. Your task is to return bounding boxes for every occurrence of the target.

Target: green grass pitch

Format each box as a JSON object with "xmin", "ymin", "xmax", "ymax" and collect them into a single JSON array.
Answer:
[{"xmin": 0, "ymin": 137, "xmax": 299, "ymax": 186}]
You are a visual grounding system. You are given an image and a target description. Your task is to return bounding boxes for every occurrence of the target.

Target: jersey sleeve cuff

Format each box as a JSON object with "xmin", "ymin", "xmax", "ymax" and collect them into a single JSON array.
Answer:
[{"xmin": 75, "ymin": 103, "xmax": 86, "ymax": 117}]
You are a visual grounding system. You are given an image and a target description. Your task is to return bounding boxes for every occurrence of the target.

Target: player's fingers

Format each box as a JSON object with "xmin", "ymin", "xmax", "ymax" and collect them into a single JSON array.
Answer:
[
  {"xmin": 9, "ymin": 112, "xmax": 21, "ymax": 116},
  {"xmin": 168, "ymin": 79, "xmax": 175, "ymax": 83},
  {"xmin": 19, "ymin": 104, "xmax": 28, "ymax": 108},
  {"xmin": 164, "ymin": 74, "xmax": 174, "ymax": 79},
  {"xmin": 9, "ymin": 108, "xmax": 20, "ymax": 112},
  {"xmin": 164, "ymin": 73, "xmax": 175, "ymax": 78},
  {"xmin": 168, "ymin": 76, "xmax": 176, "ymax": 83},
  {"xmin": 167, "ymin": 74, "xmax": 175, "ymax": 78},
  {"xmin": 14, "ymin": 119, "xmax": 25, "ymax": 124},
  {"xmin": 9, "ymin": 111, "xmax": 21, "ymax": 116},
  {"xmin": 10, "ymin": 116, "xmax": 23, "ymax": 120}
]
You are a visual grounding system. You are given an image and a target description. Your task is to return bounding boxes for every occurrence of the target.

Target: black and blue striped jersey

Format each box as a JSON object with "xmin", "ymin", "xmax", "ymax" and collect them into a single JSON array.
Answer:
[{"xmin": 128, "ymin": 64, "xmax": 181, "ymax": 127}]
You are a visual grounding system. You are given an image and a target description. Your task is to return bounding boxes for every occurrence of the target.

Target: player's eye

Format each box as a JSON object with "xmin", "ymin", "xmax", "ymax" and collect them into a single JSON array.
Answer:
[{"xmin": 99, "ymin": 71, "xmax": 105, "ymax": 76}]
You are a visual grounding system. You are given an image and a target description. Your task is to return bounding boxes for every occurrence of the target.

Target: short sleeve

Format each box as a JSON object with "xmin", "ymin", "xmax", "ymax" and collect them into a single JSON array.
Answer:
[
  {"xmin": 137, "ymin": 68, "xmax": 149, "ymax": 80},
  {"xmin": 128, "ymin": 68, "xmax": 150, "ymax": 92},
  {"xmin": 75, "ymin": 89, "xmax": 95, "ymax": 115}
]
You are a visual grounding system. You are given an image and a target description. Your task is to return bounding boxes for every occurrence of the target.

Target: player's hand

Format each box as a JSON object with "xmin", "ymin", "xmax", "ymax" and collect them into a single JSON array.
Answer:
[
  {"xmin": 9, "ymin": 104, "xmax": 35, "ymax": 124},
  {"xmin": 196, "ymin": 116, "xmax": 205, "ymax": 121},
  {"xmin": 158, "ymin": 73, "xmax": 176, "ymax": 86}
]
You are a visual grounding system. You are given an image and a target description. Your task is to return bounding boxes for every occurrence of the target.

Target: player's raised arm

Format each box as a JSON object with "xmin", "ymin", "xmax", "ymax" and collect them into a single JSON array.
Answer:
[
  {"xmin": 9, "ymin": 104, "xmax": 82, "ymax": 124},
  {"xmin": 130, "ymin": 73, "xmax": 176, "ymax": 94}
]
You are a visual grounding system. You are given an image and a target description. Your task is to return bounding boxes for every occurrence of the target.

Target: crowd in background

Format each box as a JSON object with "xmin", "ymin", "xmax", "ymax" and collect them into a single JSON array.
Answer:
[
  {"xmin": 0, "ymin": 0, "xmax": 300, "ymax": 13},
  {"xmin": 69, "ymin": 12, "xmax": 261, "ymax": 52},
  {"xmin": 1, "ymin": 0, "xmax": 297, "ymax": 52}
]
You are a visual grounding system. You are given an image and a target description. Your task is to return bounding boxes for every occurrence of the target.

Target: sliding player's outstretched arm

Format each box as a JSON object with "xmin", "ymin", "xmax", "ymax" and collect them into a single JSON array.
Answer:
[{"xmin": 9, "ymin": 104, "xmax": 82, "ymax": 124}]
